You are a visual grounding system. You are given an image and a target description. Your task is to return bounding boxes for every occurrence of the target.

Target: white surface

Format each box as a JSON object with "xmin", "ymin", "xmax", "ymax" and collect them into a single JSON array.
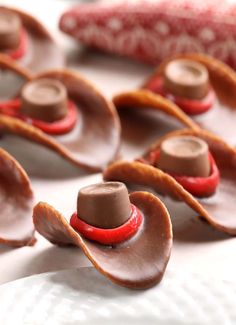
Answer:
[
  {"xmin": 1, "ymin": 267, "xmax": 236, "ymax": 325},
  {"xmin": 0, "ymin": 1, "xmax": 236, "ymax": 318}
]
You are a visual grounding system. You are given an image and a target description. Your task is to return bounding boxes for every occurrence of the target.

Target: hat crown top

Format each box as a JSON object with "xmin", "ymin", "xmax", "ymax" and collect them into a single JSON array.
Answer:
[{"xmin": 77, "ymin": 182, "xmax": 131, "ymax": 229}]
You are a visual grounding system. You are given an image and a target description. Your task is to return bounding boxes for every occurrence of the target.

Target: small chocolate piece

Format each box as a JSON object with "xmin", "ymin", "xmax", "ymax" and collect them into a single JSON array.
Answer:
[
  {"xmin": 0, "ymin": 9, "xmax": 21, "ymax": 50},
  {"xmin": 20, "ymin": 78, "xmax": 68, "ymax": 122},
  {"xmin": 77, "ymin": 182, "xmax": 131, "ymax": 229},
  {"xmin": 163, "ymin": 59, "xmax": 209, "ymax": 99},
  {"xmin": 158, "ymin": 136, "xmax": 210, "ymax": 177}
]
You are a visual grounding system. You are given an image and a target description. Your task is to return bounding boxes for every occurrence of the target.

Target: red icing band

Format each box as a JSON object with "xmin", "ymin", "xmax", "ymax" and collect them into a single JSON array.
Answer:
[
  {"xmin": 141, "ymin": 150, "xmax": 220, "ymax": 197},
  {"xmin": 70, "ymin": 204, "xmax": 143, "ymax": 245},
  {"xmin": 0, "ymin": 99, "xmax": 78, "ymax": 135},
  {"xmin": 5, "ymin": 28, "xmax": 28, "ymax": 60},
  {"xmin": 146, "ymin": 78, "xmax": 215, "ymax": 116}
]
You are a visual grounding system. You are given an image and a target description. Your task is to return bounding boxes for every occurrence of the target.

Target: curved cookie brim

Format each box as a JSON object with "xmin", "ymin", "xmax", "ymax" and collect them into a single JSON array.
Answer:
[
  {"xmin": 0, "ymin": 68, "xmax": 121, "ymax": 172},
  {"xmin": 143, "ymin": 53, "xmax": 236, "ymax": 143},
  {"xmin": 0, "ymin": 54, "xmax": 32, "ymax": 100},
  {"xmin": 103, "ymin": 145, "xmax": 236, "ymax": 236},
  {"xmin": 0, "ymin": 53, "xmax": 32, "ymax": 80},
  {"xmin": 113, "ymin": 90, "xmax": 199, "ymax": 130},
  {"xmin": 2, "ymin": 6, "xmax": 64, "ymax": 72},
  {"xmin": 0, "ymin": 148, "xmax": 35, "ymax": 247},
  {"xmin": 33, "ymin": 191, "xmax": 172, "ymax": 289}
]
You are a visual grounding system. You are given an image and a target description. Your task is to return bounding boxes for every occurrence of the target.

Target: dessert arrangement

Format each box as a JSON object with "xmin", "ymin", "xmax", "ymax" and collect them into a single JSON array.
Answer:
[
  {"xmin": 1, "ymin": 2, "xmax": 236, "ymax": 293},
  {"xmin": 0, "ymin": 6, "xmax": 64, "ymax": 72}
]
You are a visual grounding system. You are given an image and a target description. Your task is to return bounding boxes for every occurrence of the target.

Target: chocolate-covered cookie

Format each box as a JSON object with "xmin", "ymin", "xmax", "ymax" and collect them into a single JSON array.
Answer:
[
  {"xmin": 0, "ymin": 6, "xmax": 64, "ymax": 72},
  {"xmin": 0, "ymin": 148, "xmax": 35, "ymax": 247},
  {"xmin": 33, "ymin": 182, "xmax": 172, "ymax": 289},
  {"xmin": 113, "ymin": 89, "xmax": 199, "ymax": 151}
]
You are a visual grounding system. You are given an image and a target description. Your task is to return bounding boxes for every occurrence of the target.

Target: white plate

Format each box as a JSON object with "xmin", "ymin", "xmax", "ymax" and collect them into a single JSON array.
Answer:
[{"xmin": 0, "ymin": 267, "xmax": 235, "ymax": 325}]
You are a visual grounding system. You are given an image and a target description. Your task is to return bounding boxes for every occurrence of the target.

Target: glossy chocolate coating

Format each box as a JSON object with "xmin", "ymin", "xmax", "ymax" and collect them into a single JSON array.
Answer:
[
  {"xmin": 158, "ymin": 136, "xmax": 210, "ymax": 177},
  {"xmin": 20, "ymin": 78, "xmax": 68, "ymax": 122},
  {"xmin": 164, "ymin": 59, "xmax": 209, "ymax": 99},
  {"xmin": 77, "ymin": 182, "xmax": 131, "ymax": 229},
  {"xmin": 0, "ymin": 9, "xmax": 21, "ymax": 50},
  {"xmin": 34, "ymin": 191, "xmax": 172, "ymax": 289}
]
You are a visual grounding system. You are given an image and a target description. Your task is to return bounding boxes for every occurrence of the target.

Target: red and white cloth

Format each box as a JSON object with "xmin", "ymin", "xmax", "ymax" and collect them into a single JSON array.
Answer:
[{"xmin": 60, "ymin": 0, "xmax": 236, "ymax": 68}]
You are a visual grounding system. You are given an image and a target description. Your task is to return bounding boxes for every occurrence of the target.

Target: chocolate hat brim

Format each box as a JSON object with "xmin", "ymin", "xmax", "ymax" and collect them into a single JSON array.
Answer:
[
  {"xmin": 143, "ymin": 53, "xmax": 236, "ymax": 144},
  {"xmin": 0, "ymin": 54, "xmax": 31, "ymax": 100},
  {"xmin": 113, "ymin": 90, "xmax": 199, "ymax": 139},
  {"xmin": 1, "ymin": 6, "xmax": 64, "ymax": 72},
  {"xmin": 0, "ymin": 53, "xmax": 31, "ymax": 80},
  {"xmin": 0, "ymin": 148, "xmax": 35, "ymax": 247},
  {"xmin": 33, "ymin": 191, "xmax": 172, "ymax": 289},
  {"xmin": 0, "ymin": 61, "xmax": 120, "ymax": 172},
  {"xmin": 104, "ymin": 129, "xmax": 236, "ymax": 235}
]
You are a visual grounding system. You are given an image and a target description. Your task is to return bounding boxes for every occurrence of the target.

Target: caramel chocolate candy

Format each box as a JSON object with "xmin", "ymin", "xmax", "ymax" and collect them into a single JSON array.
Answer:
[
  {"xmin": 163, "ymin": 59, "xmax": 209, "ymax": 99},
  {"xmin": 0, "ymin": 9, "xmax": 21, "ymax": 50},
  {"xmin": 158, "ymin": 136, "xmax": 210, "ymax": 177},
  {"xmin": 77, "ymin": 182, "xmax": 131, "ymax": 228},
  {"xmin": 20, "ymin": 78, "xmax": 68, "ymax": 122}
]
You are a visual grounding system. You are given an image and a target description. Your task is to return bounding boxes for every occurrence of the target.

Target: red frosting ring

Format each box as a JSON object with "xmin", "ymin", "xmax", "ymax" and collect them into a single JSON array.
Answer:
[
  {"xmin": 0, "ymin": 99, "xmax": 78, "ymax": 135},
  {"xmin": 70, "ymin": 204, "xmax": 143, "ymax": 245},
  {"xmin": 5, "ymin": 28, "xmax": 28, "ymax": 60},
  {"xmin": 143, "ymin": 150, "xmax": 220, "ymax": 197},
  {"xmin": 146, "ymin": 77, "xmax": 215, "ymax": 116}
]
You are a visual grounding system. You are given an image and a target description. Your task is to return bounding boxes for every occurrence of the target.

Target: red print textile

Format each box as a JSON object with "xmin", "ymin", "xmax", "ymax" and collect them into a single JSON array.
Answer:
[{"xmin": 60, "ymin": 0, "xmax": 236, "ymax": 68}]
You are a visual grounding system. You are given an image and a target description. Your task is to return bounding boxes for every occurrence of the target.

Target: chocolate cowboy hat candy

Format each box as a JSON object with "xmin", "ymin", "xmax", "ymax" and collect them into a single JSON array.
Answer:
[
  {"xmin": 33, "ymin": 182, "xmax": 172, "ymax": 289},
  {"xmin": 143, "ymin": 53, "xmax": 236, "ymax": 145},
  {"xmin": 104, "ymin": 128, "xmax": 236, "ymax": 235},
  {"xmin": 0, "ymin": 6, "xmax": 64, "ymax": 72},
  {"xmin": 0, "ymin": 148, "xmax": 35, "ymax": 247},
  {"xmin": 0, "ymin": 59, "xmax": 120, "ymax": 172}
]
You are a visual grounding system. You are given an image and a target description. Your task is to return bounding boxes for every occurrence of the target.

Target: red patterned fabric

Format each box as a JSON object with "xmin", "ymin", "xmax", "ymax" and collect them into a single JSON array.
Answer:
[{"xmin": 60, "ymin": 0, "xmax": 236, "ymax": 68}]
